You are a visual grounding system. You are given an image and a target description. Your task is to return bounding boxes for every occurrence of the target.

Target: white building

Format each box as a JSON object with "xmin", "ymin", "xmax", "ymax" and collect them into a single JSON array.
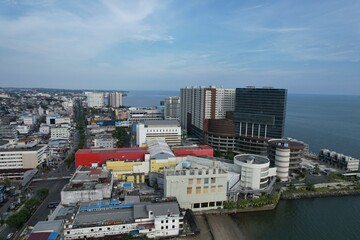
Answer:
[
  {"xmin": 16, "ymin": 125, "xmax": 30, "ymax": 134},
  {"xmin": 319, "ymin": 149, "xmax": 359, "ymax": 172},
  {"xmin": 0, "ymin": 145, "xmax": 47, "ymax": 170},
  {"xmin": 51, "ymin": 127, "xmax": 71, "ymax": 139},
  {"xmin": 233, "ymin": 154, "xmax": 276, "ymax": 190},
  {"xmin": 93, "ymin": 138, "xmax": 114, "ymax": 149},
  {"xmin": 46, "ymin": 115, "xmax": 71, "ymax": 125},
  {"xmin": 164, "ymin": 160, "xmax": 228, "ymax": 211},
  {"xmin": 39, "ymin": 125, "xmax": 50, "ymax": 135},
  {"xmin": 61, "ymin": 167, "xmax": 113, "ymax": 205},
  {"xmin": 127, "ymin": 107, "xmax": 164, "ymax": 124},
  {"xmin": 21, "ymin": 115, "xmax": 36, "ymax": 125},
  {"xmin": 63, "ymin": 199, "xmax": 183, "ymax": 239},
  {"xmin": 109, "ymin": 92, "xmax": 122, "ymax": 107},
  {"xmin": 136, "ymin": 120, "xmax": 181, "ymax": 147},
  {"xmin": 86, "ymin": 92, "xmax": 104, "ymax": 108}
]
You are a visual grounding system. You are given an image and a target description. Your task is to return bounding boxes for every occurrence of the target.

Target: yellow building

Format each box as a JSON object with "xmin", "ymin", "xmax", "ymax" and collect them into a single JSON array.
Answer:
[
  {"xmin": 106, "ymin": 160, "xmax": 149, "ymax": 183},
  {"xmin": 150, "ymin": 159, "xmax": 178, "ymax": 173}
]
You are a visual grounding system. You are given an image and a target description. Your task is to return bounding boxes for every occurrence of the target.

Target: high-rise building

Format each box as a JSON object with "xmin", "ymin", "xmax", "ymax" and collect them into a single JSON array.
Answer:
[
  {"xmin": 234, "ymin": 87, "xmax": 287, "ymax": 155},
  {"xmin": 86, "ymin": 92, "xmax": 104, "ymax": 108},
  {"xmin": 109, "ymin": 92, "xmax": 122, "ymax": 107},
  {"xmin": 180, "ymin": 86, "xmax": 235, "ymax": 153},
  {"xmin": 164, "ymin": 96, "xmax": 180, "ymax": 120}
]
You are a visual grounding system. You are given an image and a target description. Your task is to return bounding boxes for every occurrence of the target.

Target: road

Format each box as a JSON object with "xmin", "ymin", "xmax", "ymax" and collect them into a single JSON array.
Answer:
[
  {"xmin": 27, "ymin": 179, "xmax": 69, "ymax": 226},
  {"xmin": 0, "ymin": 179, "xmax": 69, "ymax": 240},
  {"xmin": 0, "ymin": 178, "xmax": 69, "ymax": 240}
]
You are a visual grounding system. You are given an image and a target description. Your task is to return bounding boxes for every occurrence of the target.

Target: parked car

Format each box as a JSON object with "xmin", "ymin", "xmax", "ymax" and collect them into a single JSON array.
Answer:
[{"xmin": 7, "ymin": 232, "xmax": 14, "ymax": 239}]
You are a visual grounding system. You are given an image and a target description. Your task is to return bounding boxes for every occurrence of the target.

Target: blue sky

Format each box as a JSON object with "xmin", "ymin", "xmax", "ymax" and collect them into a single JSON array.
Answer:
[{"xmin": 0, "ymin": 0, "xmax": 359, "ymax": 94}]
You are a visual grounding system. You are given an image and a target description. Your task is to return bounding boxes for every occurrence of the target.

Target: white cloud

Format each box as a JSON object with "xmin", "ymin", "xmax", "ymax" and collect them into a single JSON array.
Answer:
[{"xmin": 0, "ymin": 0, "xmax": 173, "ymax": 62}]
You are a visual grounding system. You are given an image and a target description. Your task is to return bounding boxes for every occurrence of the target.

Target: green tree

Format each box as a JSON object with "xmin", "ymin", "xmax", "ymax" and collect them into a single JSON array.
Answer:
[
  {"xmin": 113, "ymin": 127, "xmax": 127, "ymax": 147},
  {"xmin": 306, "ymin": 184, "xmax": 316, "ymax": 192},
  {"xmin": 214, "ymin": 149, "xmax": 222, "ymax": 158},
  {"xmin": 37, "ymin": 188, "xmax": 49, "ymax": 200},
  {"xmin": 225, "ymin": 149, "xmax": 235, "ymax": 160},
  {"xmin": 25, "ymin": 197, "xmax": 41, "ymax": 211}
]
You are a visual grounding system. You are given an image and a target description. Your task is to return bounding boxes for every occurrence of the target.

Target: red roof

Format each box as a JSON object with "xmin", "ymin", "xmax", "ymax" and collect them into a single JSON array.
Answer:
[{"xmin": 28, "ymin": 232, "xmax": 51, "ymax": 240}]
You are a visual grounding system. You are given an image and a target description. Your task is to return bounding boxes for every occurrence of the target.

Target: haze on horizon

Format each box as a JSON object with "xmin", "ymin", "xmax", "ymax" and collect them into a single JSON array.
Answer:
[{"xmin": 0, "ymin": 0, "xmax": 359, "ymax": 95}]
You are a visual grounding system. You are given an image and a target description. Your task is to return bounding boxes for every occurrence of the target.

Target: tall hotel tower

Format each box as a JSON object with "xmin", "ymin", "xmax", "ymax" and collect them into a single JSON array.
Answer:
[
  {"xmin": 180, "ymin": 86, "xmax": 236, "ymax": 153},
  {"xmin": 234, "ymin": 87, "xmax": 287, "ymax": 155}
]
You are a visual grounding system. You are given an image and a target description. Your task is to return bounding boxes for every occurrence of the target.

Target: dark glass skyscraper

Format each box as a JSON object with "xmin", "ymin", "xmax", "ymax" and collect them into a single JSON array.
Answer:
[{"xmin": 234, "ymin": 87, "xmax": 287, "ymax": 155}]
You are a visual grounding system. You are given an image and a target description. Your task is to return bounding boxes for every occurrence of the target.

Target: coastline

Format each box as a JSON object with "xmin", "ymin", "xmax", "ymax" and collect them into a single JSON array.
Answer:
[
  {"xmin": 280, "ymin": 188, "xmax": 360, "ymax": 200},
  {"xmin": 182, "ymin": 186, "xmax": 360, "ymax": 240}
]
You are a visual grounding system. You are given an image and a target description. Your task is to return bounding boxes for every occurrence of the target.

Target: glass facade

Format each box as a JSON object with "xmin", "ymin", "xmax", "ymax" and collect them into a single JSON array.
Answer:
[
  {"xmin": 234, "ymin": 87, "xmax": 287, "ymax": 155},
  {"xmin": 234, "ymin": 88, "xmax": 287, "ymax": 138}
]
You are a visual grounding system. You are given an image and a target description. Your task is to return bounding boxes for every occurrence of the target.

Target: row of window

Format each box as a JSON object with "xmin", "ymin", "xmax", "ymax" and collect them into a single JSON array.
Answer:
[
  {"xmin": 146, "ymin": 128, "xmax": 179, "ymax": 133},
  {"xmin": 188, "ymin": 177, "xmax": 216, "ymax": 185},
  {"xmin": 187, "ymin": 185, "xmax": 223, "ymax": 194},
  {"xmin": 193, "ymin": 201, "xmax": 223, "ymax": 209}
]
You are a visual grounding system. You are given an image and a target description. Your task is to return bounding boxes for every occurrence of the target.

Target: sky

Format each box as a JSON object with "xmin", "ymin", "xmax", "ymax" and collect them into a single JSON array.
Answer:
[{"xmin": 0, "ymin": 0, "xmax": 359, "ymax": 94}]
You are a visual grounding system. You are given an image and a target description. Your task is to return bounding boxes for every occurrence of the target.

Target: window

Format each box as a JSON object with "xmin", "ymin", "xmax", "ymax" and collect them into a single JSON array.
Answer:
[
  {"xmin": 218, "ymin": 185, "xmax": 223, "ymax": 192},
  {"xmin": 216, "ymin": 201, "xmax": 222, "ymax": 206},
  {"xmin": 188, "ymin": 179, "xmax": 193, "ymax": 185},
  {"xmin": 173, "ymin": 225, "xmax": 175, "ymax": 229},
  {"xmin": 166, "ymin": 226, "xmax": 168, "ymax": 229},
  {"xmin": 161, "ymin": 220, "xmax": 164, "ymax": 223},
  {"xmin": 166, "ymin": 220, "xmax": 168, "ymax": 223},
  {"xmin": 211, "ymin": 186, "xmax": 216, "ymax": 192},
  {"xmin": 204, "ymin": 178, "xmax": 209, "ymax": 184},
  {"xmin": 187, "ymin": 187, "xmax": 192, "ymax": 195},
  {"xmin": 161, "ymin": 226, "xmax": 164, "ymax": 230},
  {"xmin": 193, "ymin": 203, "xmax": 200, "ymax": 208},
  {"xmin": 196, "ymin": 186, "xmax": 201, "ymax": 194},
  {"xmin": 209, "ymin": 202, "xmax": 215, "ymax": 207},
  {"xmin": 211, "ymin": 177, "xmax": 216, "ymax": 184},
  {"xmin": 172, "ymin": 219, "xmax": 175, "ymax": 223},
  {"xmin": 196, "ymin": 178, "xmax": 201, "ymax": 184},
  {"xmin": 203, "ymin": 186, "xmax": 209, "ymax": 193},
  {"xmin": 201, "ymin": 202, "xmax": 208, "ymax": 208}
]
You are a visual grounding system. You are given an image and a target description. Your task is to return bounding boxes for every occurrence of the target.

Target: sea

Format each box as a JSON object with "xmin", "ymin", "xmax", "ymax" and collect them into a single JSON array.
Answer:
[{"xmin": 124, "ymin": 90, "xmax": 360, "ymax": 240}]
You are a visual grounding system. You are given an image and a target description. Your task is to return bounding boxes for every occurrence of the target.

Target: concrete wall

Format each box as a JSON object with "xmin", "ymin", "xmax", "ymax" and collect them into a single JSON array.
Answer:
[{"xmin": 164, "ymin": 168, "xmax": 227, "ymax": 211}]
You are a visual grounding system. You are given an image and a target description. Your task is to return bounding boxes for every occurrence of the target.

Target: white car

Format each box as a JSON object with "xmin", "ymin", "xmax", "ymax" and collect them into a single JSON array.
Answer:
[{"xmin": 7, "ymin": 232, "xmax": 14, "ymax": 239}]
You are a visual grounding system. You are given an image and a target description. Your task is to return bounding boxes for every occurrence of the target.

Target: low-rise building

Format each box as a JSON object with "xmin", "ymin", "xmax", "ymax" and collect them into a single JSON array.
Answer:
[
  {"xmin": 0, "ymin": 145, "xmax": 47, "ymax": 170},
  {"xmin": 61, "ymin": 167, "xmax": 113, "ymax": 205},
  {"xmin": 0, "ymin": 145, "xmax": 47, "ymax": 179},
  {"xmin": 51, "ymin": 127, "xmax": 71, "ymax": 139},
  {"xmin": 63, "ymin": 199, "xmax": 183, "ymax": 239},
  {"xmin": 46, "ymin": 114, "xmax": 71, "ymax": 125},
  {"xmin": 21, "ymin": 115, "xmax": 36, "ymax": 125},
  {"xmin": 172, "ymin": 145, "xmax": 213, "ymax": 158},
  {"xmin": 127, "ymin": 107, "xmax": 164, "ymax": 124},
  {"xmin": 319, "ymin": 149, "xmax": 359, "ymax": 171},
  {"xmin": 39, "ymin": 125, "xmax": 50, "ymax": 135},
  {"xmin": 233, "ymin": 154, "xmax": 277, "ymax": 190},
  {"xmin": 164, "ymin": 160, "xmax": 228, "ymax": 211},
  {"xmin": 136, "ymin": 120, "xmax": 181, "ymax": 146},
  {"xmin": 93, "ymin": 137, "xmax": 114, "ymax": 149},
  {"xmin": 75, "ymin": 147, "xmax": 149, "ymax": 168}
]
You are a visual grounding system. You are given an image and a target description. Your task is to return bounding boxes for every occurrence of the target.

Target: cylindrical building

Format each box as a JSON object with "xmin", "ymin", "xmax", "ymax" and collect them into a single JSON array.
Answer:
[
  {"xmin": 268, "ymin": 139, "xmax": 305, "ymax": 182},
  {"xmin": 234, "ymin": 154, "xmax": 272, "ymax": 190}
]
